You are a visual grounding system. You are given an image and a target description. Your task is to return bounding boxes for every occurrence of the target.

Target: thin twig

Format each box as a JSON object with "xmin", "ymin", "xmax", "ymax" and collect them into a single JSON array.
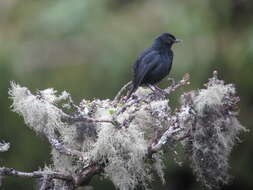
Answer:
[
  {"xmin": 61, "ymin": 114, "xmax": 115, "ymax": 125},
  {"xmin": 0, "ymin": 167, "xmax": 73, "ymax": 181},
  {"xmin": 68, "ymin": 95, "xmax": 80, "ymax": 111},
  {"xmin": 150, "ymin": 127, "xmax": 182, "ymax": 153},
  {"xmin": 147, "ymin": 113, "xmax": 187, "ymax": 157},
  {"xmin": 39, "ymin": 175, "xmax": 51, "ymax": 190},
  {"xmin": 164, "ymin": 73, "xmax": 190, "ymax": 94},
  {"xmin": 114, "ymin": 81, "xmax": 132, "ymax": 102},
  {"xmin": 46, "ymin": 135, "xmax": 88, "ymax": 161},
  {"xmin": 147, "ymin": 125, "xmax": 182, "ymax": 159},
  {"xmin": 176, "ymin": 133, "xmax": 190, "ymax": 141},
  {"xmin": 74, "ymin": 164, "xmax": 103, "ymax": 186}
]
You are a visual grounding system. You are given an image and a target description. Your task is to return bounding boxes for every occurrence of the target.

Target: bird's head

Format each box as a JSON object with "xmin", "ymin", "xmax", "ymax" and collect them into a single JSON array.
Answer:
[{"xmin": 153, "ymin": 33, "xmax": 182, "ymax": 48}]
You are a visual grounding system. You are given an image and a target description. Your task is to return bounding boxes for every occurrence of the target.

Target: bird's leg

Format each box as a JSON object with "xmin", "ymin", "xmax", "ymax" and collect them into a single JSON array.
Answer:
[
  {"xmin": 153, "ymin": 85, "xmax": 169, "ymax": 96},
  {"xmin": 147, "ymin": 84, "xmax": 157, "ymax": 93},
  {"xmin": 153, "ymin": 85, "xmax": 164, "ymax": 92},
  {"xmin": 151, "ymin": 78, "xmax": 176, "ymax": 95},
  {"xmin": 147, "ymin": 84, "xmax": 167, "ymax": 96}
]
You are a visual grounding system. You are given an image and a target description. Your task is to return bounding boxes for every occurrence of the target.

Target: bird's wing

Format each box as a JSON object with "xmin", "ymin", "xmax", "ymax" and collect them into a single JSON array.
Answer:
[{"xmin": 133, "ymin": 50, "xmax": 160, "ymax": 89}]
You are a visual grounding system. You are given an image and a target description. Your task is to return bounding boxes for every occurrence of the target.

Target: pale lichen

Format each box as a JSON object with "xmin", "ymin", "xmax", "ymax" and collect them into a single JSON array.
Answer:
[
  {"xmin": 90, "ymin": 120, "xmax": 150, "ymax": 189},
  {"xmin": 0, "ymin": 142, "xmax": 10, "ymax": 152},
  {"xmin": 181, "ymin": 77, "xmax": 247, "ymax": 189},
  {"xmin": 9, "ymin": 82, "xmax": 66, "ymax": 136},
  {"xmin": 193, "ymin": 84, "xmax": 235, "ymax": 115}
]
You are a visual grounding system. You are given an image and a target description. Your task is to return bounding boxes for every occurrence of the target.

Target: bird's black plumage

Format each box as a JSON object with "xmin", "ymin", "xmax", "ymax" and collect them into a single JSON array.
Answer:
[{"xmin": 127, "ymin": 33, "xmax": 181, "ymax": 99}]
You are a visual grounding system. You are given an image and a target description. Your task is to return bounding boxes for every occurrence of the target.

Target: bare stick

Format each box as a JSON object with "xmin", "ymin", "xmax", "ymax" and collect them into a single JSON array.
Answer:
[
  {"xmin": 62, "ymin": 114, "xmax": 115, "ymax": 125},
  {"xmin": 0, "ymin": 167, "xmax": 73, "ymax": 181},
  {"xmin": 114, "ymin": 81, "xmax": 132, "ymax": 101},
  {"xmin": 151, "ymin": 127, "xmax": 182, "ymax": 152},
  {"xmin": 46, "ymin": 135, "xmax": 88, "ymax": 161},
  {"xmin": 164, "ymin": 73, "xmax": 190, "ymax": 94},
  {"xmin": 73, "ymin": 164, "xmax": 102, "ymax": 186},
  {"xmin": 39, "ymin": 175, "xmax": 51, "ymax": 190},
  {"xmin": 147, "ymin": 114, "xmax": 189, "ymax": 157}
]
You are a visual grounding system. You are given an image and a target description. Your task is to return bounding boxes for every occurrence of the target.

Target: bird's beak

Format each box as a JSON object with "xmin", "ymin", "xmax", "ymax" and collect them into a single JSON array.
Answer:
[{"xmin": 174, "ymin": 39, "xmax": 183, "ymax": 43}]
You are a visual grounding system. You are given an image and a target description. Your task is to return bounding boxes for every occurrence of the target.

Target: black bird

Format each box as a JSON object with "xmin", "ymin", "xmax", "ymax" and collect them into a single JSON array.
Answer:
[{"xmin": 126, "ymin": 33, "xmax": 182, "ymax": 99}]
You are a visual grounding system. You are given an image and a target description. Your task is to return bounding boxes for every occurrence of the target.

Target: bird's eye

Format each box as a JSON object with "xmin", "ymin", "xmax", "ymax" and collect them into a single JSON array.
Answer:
[{"xmin": 168, "ymin": 38, "xmax": 173, "ymax": 42}]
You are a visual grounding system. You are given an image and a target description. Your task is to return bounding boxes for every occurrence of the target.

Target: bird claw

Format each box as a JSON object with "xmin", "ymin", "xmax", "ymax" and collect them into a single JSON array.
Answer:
[
  {"xmin": 147, "ymin": 84, "xmax": 168, "ymax": 97},
  {"xmin": 156, "ymin": 89, "xmax": 169, "ymax": 97},
  {"xmin": 153, "ymin": 86, "xmax": 169, "ymax": 97},
  {"xmin": 153, "ymin": 88, "xmax": 168, "ymax": 97}
]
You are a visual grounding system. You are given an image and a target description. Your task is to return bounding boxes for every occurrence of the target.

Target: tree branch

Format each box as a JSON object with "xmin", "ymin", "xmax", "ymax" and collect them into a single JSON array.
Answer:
[
  {"xmin": 61, "ymin": 114, "xmax": 117, "ymax": 126},
  {"xmin": 164, "ymin": 73, "xmax": 190, "ymax": 94},
  {"xmin": 0, "ymin": 167, "xmax": 73, "ymax": 181},
  {"xmin": 46, "ymin": 135, "xmax": 88, "ymax": 161},
  {"xmin": 73, "ymin": 164, "xmax": 103, "ymax": 186},
  {"xmin": 39, "ymin": 175, "xmax": 51, "ymax": 190},
  {"xmin": 114, "ymin": 81, "xmax": 132, "ymax": 101}
]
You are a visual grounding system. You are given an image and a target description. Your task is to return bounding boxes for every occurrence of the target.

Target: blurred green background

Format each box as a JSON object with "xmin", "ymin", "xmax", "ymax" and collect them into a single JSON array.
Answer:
[{"xmin": 0, "ymin": 0, "xmax": 252, "ymax": 189}]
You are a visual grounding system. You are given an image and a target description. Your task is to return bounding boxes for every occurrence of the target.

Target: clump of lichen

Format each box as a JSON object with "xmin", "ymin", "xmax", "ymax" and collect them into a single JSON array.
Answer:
[
  {"xmin": 9, "ymin": 82, "xmax": 85, "ymax": 176},
  {"xmin": 91, "ymin": 124, "xmax": 150, "ymax": 189},
  {"xmin": 0, "ymin": 142, "xmax": 10, "ymax": 152},
  {"xmin": 9, "ymin": 82, "xmax": 69, "ymax": 136},
  {"xmin": 88, "ymin": 90, "xmax": 168, "ymax": 190},
  {"xmin": 181, "ymin": 74, "xmax": 247, "ymax": 189}
]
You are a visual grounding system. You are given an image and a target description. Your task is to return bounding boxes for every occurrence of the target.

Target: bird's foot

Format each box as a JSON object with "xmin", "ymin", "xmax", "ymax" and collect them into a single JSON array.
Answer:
[
  {"xmin": 147, "ymin": 84, "xmax": 168, "ymax": 97},
  {"xmin": 155, "ymin": 89, "xmax": 168, "ymax": 97}
]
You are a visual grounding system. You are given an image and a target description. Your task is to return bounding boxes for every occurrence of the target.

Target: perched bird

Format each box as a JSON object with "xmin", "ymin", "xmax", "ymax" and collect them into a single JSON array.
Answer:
[{"xmin": 126, "ymin": 33, "xmax": 182, "ymax": 99}]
